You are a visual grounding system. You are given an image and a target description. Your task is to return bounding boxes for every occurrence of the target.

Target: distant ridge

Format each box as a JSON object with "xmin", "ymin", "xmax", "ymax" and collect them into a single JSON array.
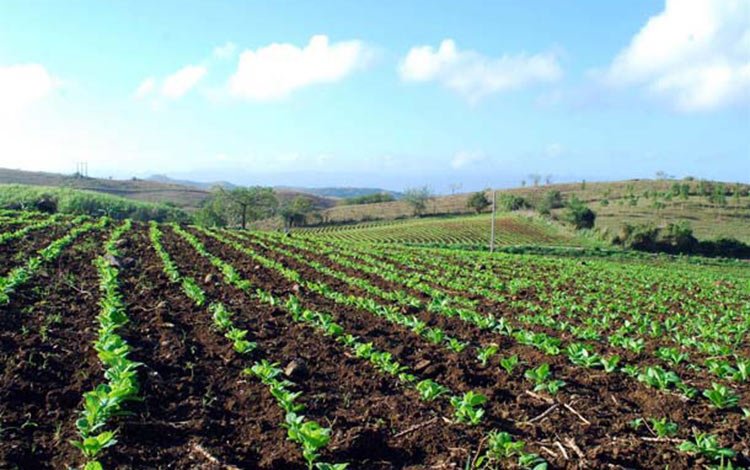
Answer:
[
  {"xmin": 147, "ymin": 174, "xmax": 236, "ymax": 190},
  {"xmin": 147, "ymin": 175, "xmax": 399, "ymax": 199},
  {"xmin": 275, "ymin": 186, "xmax": 401, "ymax": 199}
]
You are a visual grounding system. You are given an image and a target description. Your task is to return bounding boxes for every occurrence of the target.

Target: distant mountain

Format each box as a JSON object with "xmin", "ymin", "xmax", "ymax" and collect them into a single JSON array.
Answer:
[
  {"xmin": 275, "ymin": 186, "xmax": 402, "ymax": 199},
  {"xmin": 147, "ymin": 174, "xmax": 236, "ymax": 190},
  {"xmin": 146, "ymin": 175, "xmax": 396, "ymax": 200}
]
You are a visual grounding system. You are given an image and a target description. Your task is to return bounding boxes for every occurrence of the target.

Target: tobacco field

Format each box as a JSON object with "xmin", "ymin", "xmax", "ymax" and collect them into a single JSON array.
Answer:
[{"xmin": 1, "ymin": 211, "xmax": 748, "ymax": 470}]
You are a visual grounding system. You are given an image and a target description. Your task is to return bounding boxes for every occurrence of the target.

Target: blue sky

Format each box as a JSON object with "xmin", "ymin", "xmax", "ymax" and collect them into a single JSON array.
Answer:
[{"xmin": 1, "ymin": 0, "xmax": 748, "ymax": 192}]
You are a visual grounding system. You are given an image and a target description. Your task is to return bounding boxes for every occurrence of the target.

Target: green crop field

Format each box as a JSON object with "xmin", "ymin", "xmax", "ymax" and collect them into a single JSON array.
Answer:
[
  {"xmin": 294, "ymin": 213, "xmax": 599, "ymax": 248},
  {"xmin": 1, "ymin": 210, "xmax": 748, "ymax": 470}
]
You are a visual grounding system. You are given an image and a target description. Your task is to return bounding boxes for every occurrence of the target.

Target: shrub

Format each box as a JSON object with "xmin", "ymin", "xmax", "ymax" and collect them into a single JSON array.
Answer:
[
  {"xmin": 564, "ymin": 196, "xmax": 596, "ymax": 229},
  {"xmin": 535, "ymin": 190, "xmax": 563, "ymax": 216},
  {"xmin": 497, "ymin": 194, "xmax": 529, "ymax": 212}
]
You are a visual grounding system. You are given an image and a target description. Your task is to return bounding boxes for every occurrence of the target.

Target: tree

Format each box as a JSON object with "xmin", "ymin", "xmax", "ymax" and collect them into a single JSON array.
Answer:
[
  {"xmin": 449, "ymin": 183, "xmax": 463, "ymax": 195},
  {"xmin": 545, "ymin": 174, "xmax": 553, "ymax": 185},
  {"xmin": 215, "ymin": 186, "xmax": 278, "ymax": 229},
  {"xmin": 403, "ymin": 186, "xmax": 433, "ymax": 216},
  {"xmin": 467, "ymin": 191, "xmax": 490, "ymax": 214},
  {"xmin": 280, "ymin": 196, "xmax": 313, "ymax": 228},
  {"xmin": 528, "ymin": 173, "xmax": 541, "ymax": 186}
]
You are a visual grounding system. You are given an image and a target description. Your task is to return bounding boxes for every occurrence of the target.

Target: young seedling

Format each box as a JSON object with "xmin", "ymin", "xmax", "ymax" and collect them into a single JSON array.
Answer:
[
  {"xmin": 678, "ymin": 431, "xmax": 735, "ymax": 461},
  {"xmin": 416, "ymin": 379, "xmax": 450, "ymax": 401},
  {"xmin": 484, "ymin": 431, "xmax": 525, "ymax": 458},
  {"xmin": 445, "ymin": 337, "xmax": 468, "ymax": 353},
  {"xmin": 314, "ymin": 464, "xmax": 349, "ymax": 470},
  {"xmin": 703, "ymin": 383, "xmax": 740, "ymax": 409},
  {"xmin": 500, "ymin": 355, "xmax": 520, "ymax": 374},
  {"xmin": 524, "ymin": 363, "xmax": 566, "ymax": 394},
  {"xmin": 425, "ymin": 327, "xmax": 445, "ymax": 344},
  {"xmin": 649, "ymin": 417, "xmax": 678, "ymax": 437},
  {"xmin": 477, "ymin": 344, "xmax": 499, "ymax": 366},
  {"xmin": 71, "ymin": 430, "xmax": 117, "ymax": 458},
  {"xmin": 629, "ymin": 418, "xmax": 644, "ymax": 430},
  {"xmin": 450, "ymin": 391, "xmax": 487, "ymax": 425},
  {"xmin": 600, "ymin": 356, "xmax": 621, "ymax": 373}
]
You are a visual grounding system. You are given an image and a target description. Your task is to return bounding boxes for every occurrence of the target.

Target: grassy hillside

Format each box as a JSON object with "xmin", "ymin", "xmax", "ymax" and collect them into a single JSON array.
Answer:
[
  {"xmin": 0, "ymin": 168, "xmax": 212, "ymax": 210},
  {"xmin": 294, "ymin": 213, "xmax": 598, "ymax": 247},
  {"xmin": 308, "ymin": 179, "xmax": 750, "ymax": 243},
  {"xmin": 0, "ymin": 168, "xmax": 338, "ymax": 213},
  {"xmin": 0, "ymin": 184, "xmax": 188, "ymax": 221}
]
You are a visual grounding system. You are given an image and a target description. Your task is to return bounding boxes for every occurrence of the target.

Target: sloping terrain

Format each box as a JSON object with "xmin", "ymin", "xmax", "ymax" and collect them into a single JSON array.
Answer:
[{"xmin": 295, "ymin": 213, "xmax": 596, "ymax": 247}]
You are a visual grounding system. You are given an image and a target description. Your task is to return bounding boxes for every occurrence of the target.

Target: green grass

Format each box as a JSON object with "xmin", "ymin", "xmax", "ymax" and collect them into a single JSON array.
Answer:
[{"xmin": 0, "ymin": 184, "xmax": 189, "ymax": 222}]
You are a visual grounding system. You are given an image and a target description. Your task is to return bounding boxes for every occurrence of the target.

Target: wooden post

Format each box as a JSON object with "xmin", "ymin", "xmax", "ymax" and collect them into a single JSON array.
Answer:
[{"xmin": 490, "ymin": 189, "xmax": 496, "ymax": 253}]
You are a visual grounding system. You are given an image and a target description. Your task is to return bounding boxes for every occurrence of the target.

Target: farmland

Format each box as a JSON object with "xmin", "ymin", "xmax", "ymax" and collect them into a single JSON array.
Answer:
[
  {"xmin": 1, "ymin": 211, "xmax": 748, "ymax": 470},
  {"xmin": 293, "ymin": 214, "xmax": 597, "ymax": 248}
]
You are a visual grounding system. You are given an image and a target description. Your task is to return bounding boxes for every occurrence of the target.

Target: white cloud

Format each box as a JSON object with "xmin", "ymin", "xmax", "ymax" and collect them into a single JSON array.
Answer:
[
  {"xmin": 0, "ymin": 64, "xmax": 56, "ymax": 113},
  {"xmin": 229, "ymin": 35, "xmax": 374, "ymax": 101},
  {"xmin": 162, "ymin": 65, "xmax": 207, "ymax": 98},
  {"xmin": 213, "ymin": 41, "xmax": 237, "ymax": 59},
  {"xmin": 603, "ymin": 0, "xmax": 750, "ymax": 111},
  {"xmin": 134, "ymin": 77, "xmax": 156, "ymax": 99},
  {"xmin": 451, "ymin": 150, "xmax": 486, "ymax": 169},
  {"xmin": 399, "ymin": 39, "xmax": 562, "ymax": 102}
]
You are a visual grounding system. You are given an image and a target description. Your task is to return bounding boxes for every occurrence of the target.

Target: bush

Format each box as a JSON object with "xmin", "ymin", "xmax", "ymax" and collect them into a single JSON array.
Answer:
[
  {"xmin": 466, "ymin": 191, "xmax": 491, "ymax": 214},
  {"xmin": 616, "ymin": 223, "xmax": 661, "ymax": 250},
  {"xmin": 535, "ymin": 190, "xmax": 563, "ymax": 215},
  {"xmin": 564, "ymin": 196, "xmax": 596, "ymax": 229},
  {"xmin": 663, "ymin": 221, "xmax": 697, "ymax": 252},
  {"xmin": 497, "ymin": 194, "xmax": 529, "ymax": 212}
]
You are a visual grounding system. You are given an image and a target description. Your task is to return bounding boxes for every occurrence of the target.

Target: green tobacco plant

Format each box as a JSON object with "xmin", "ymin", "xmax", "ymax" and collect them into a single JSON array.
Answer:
[
  {"xmin": 416, "ymin": 379, "xmax": 449, "ymax": 401},
  {"xmin": 524, "ymin": 363, "xmax": 565, "ymax": 394},
  {"xmin": 650, "ymin": 417, "xmax": 678, "ymax": 437},
  {"xmin": 678, "ymin": 431, "xmax": 735, "ymax": 461},
  {"xmin": 500, "ymin": 355, "xmax": 520, "ymax": 374},
  {"xmin": 703, "ymin": 383, "xmax": 740, "ymax": 409},
  {"xmin": 477, "ymin": 344, "xmax": 499, "ymax": 366},
  {"xmin": 450, "ymin": 391, "xmax": 487, "ymax": 425}
]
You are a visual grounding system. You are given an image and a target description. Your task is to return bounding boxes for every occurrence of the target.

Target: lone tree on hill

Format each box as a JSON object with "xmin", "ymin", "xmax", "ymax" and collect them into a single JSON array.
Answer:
[
  {"xmin": 215, "ymin": 186, "xmax": 278, "ymax": 229},
  {"xmin": 467, "ymin": 191, "xmax": 491, "ymax": 214},
  {"xmin": 403, "ymin": 186, "xmax": 433, "ymax": 216}
]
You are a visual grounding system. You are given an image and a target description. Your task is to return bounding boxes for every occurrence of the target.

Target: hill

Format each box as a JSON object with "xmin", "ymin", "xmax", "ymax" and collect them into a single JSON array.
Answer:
[
  {"xmin": 304, "ymin": 178, "xmax": 750, "ymax": 244},
  {"xmin": 0, "ymin": 168, "xmax": 212, "ymax": 211},
  {"xmin": 275, "ymin": 186, "xmax": 401, "ymax": 199},
  {"xmin": 294, "ymin": 212, "xmax": 597, "ymax": 248},
  {"xmin": 0, "ymin": 168, "xmax": 338, "ymax": 213}
]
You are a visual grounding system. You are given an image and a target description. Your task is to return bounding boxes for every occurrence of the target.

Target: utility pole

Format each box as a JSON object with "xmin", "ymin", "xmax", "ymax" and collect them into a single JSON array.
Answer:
[{"xmin": 490, "ymin": 189, "xmax": 496, "ymax": 253}]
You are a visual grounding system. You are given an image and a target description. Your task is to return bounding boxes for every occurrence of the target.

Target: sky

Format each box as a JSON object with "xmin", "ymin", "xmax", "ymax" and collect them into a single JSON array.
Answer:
[{"xmin": 1, "ymin": 0, "xmax": 749, "ymax": 192}]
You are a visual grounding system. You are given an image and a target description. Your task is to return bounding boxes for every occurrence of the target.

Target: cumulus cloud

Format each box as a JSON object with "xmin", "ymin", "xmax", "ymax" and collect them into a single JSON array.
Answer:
[
  {"xmin": 451, "ymin": 150, "xmax": 486, "ymax": 169},
  {"xmin": 229, "ymin": 35, "xmax": 374, "ymax": 100},
  {"xmin": 162, "ymin": 65, "xmax": 207, "ymax": 98},
  {"xmin": 603, "ymin": 0, "xmax": 750, "ymax": 111},
  {"xmin": 0, "ymin": 64, "xmax": 56, "ymax": 112},
  {"xmin": 399, "ymin": 39, "xmax": 562, "ymax": 102},
  {"xmin": 213, "ymin": 41, "xmax": 237, "ymax": 59}
]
